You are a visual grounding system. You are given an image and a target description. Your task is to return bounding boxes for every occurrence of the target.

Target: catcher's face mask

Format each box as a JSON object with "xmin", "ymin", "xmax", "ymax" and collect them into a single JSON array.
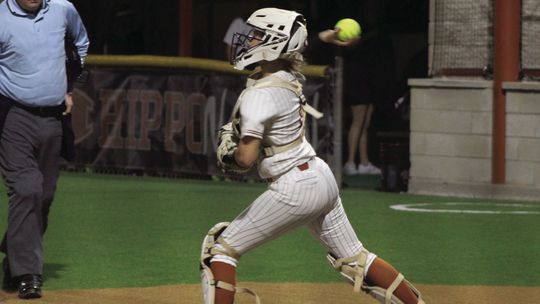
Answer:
[{"xmin": 230, "ymin": 29, "xmax": 265, "ymax": 65}]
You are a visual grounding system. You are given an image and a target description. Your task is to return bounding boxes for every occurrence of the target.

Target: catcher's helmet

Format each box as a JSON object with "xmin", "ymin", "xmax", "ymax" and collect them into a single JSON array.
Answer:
[{"xmin": 230, "ymin": 8, "xmax": 308, "ymax": 70}]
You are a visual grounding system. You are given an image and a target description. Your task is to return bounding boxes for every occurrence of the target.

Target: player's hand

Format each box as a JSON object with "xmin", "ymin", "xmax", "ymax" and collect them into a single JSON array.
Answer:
[
  {"xmin": 318, "ymin": 29, "xmax": 360, "ymax": 47},
  {"xmin": 216, "ymin": 141, "xmax": 249, "ymax": 174},
  {"xmin": 217, "ymin": 122, "xmax": 249, "ymax": 174},
  {"xmin": 63, "ymin": 93, "xmax": 73, "ymax": 115}
]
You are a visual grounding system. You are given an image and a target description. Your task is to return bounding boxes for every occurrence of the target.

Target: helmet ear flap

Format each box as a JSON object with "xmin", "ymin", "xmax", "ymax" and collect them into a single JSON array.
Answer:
[{"xmin": 285, "ymin": 19, "xmax": 308, "ymax": 53}]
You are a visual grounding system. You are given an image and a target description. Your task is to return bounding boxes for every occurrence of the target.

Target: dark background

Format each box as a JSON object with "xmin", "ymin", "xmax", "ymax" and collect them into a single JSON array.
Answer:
[
  {"xmin": 71, "ymin": 0, "xmax": 428, "ymax": 60},
  {"xmin": 71, "ymin": 0, "xmax": 429, "ymax": 114},
  {"xmin": 71, "ymin": 0, "xmax": 429, "ymax": 176}
]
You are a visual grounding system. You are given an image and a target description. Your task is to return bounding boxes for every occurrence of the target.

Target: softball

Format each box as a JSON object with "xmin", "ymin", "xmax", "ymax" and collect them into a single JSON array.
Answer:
[{"xmin": 334, "ymin": 18, "xmax": 362, "ymax": 41}]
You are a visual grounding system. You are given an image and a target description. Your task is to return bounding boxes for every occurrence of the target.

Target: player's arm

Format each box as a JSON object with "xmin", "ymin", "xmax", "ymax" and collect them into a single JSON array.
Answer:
[
  {"xmin": 318, "ymin": 29, "xmax": 359, "ymax": 46},
  {"xmin": 234, "ymin": 136, "xmax": 261, "ymax": 169}
]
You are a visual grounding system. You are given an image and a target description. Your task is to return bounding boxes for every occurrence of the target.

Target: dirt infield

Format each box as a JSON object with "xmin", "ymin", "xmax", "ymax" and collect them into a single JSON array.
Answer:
[{"xmin": 0, "ymin": 283, "xmax": 538, "ymax": 303}]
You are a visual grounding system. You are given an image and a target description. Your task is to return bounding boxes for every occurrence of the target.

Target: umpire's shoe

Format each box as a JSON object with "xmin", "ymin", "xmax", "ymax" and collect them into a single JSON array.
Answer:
[
  {"xmin": 17, "ymin": 274, "xmax": 42, "ymax": 299},
  {"xmin": 2, "ymin": 257, "xmax": 17, "ymax": 292}
]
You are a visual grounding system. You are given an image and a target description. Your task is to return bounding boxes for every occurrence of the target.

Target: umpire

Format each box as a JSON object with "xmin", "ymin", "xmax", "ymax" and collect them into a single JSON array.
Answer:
[{"xmin": 0, "ymin": 0, "xmax": 89, "ymax": 299}]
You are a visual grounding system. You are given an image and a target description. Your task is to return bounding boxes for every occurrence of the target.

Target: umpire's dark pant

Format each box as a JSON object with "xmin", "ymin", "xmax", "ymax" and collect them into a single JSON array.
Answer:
[{"xmin": 0, "ymin": 105, "xmax": 62, "ymax": 277}]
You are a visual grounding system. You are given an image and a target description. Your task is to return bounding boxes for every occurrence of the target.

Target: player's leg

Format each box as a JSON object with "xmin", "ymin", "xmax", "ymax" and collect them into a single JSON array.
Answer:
[
  {"xmin": 308, "ymin": 208, "xmax": 423, "ymax": 303},
  {"xmin": 357, "ymin": 103, "xmax": 381, "ymax": 174},
  {"xmin": 305, "ymin": 159, "xmax": 423, "ymax": 303},
  {"xmin": 365, "ymin": 257, "xmax": 420, "ymax": 304},
  {"xmin": 210, "ymin": 261, "xmax": 235, "ymax": 304},
  {"xmin": 200, "ymin": 222, "xmax": 250, "ymax": 304},
  {"xmin": 345, "ymin": 104, "xmax": 367, "ymax": 174},
  {"xmin": 204, "ymin": 160, "xmax": 330, "ymax": 303},
  {"xmin": 358, "ymin": 103, "xmax": 373, "ymax": 166},
  {"xmin": 219, "ymin": 162, "xmax": 330, "ymax": 255}
]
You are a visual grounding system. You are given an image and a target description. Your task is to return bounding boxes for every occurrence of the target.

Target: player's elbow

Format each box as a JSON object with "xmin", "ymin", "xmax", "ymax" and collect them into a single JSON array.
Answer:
[
  {"xmin": 234, "ymin": 153, "xmax": 256, "ymax": 169},
  {"xmin": 235, "ymin": 137, "xmax": 260, "ymax": 168}
]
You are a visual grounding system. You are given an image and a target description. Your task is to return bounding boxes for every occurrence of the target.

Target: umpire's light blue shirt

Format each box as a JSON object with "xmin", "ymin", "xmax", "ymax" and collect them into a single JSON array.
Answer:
[{"xmin": 0, "ymin": 0, "xmax": 89, "ymax": 106}]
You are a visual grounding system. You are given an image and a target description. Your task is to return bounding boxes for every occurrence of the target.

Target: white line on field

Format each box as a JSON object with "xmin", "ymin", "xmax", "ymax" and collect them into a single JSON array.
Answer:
[{"xmin": 390, "ymin": 202, "xmax": 540, "ymax": 215}]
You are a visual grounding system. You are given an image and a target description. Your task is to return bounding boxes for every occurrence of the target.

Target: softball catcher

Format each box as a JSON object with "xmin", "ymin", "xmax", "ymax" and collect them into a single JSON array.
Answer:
[{"xmin": 200, "ymin": 7, "xmax": 425, "ymax": 304}]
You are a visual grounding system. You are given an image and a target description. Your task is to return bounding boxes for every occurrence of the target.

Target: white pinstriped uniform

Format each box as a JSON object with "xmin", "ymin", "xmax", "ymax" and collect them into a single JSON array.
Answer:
[{"xmin": 215, "ymin": 71, "xmax": 376, "ymax": 268}]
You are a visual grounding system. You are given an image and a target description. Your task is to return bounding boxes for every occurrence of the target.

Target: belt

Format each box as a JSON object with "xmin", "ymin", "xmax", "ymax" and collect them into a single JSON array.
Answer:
[
  {"xmin": 14, "ymin": 103, "xmax": 65, "ymax": 117},
  {"xmin": 266, "ymin": 162, "xmax": 310, "ymax": 183}
]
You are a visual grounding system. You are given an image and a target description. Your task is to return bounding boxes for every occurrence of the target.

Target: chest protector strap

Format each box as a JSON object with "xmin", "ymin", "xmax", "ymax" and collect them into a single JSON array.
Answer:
[{"xmin": 230, "ymin": 74, "xmax": 323, "ymax": 157}]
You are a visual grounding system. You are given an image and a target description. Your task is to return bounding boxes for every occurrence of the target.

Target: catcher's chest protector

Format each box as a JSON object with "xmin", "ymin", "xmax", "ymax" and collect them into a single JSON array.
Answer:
[{"xmin": 230, "ymin": 74, "xmax": 323, "ymax": 157}]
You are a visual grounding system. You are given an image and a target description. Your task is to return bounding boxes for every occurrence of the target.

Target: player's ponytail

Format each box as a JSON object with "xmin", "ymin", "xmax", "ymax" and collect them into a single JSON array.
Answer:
[
  {"xmin": 281, "ymin": 53, "xmax": 306, "ymax": 82},
  {"xmin": 280, "ymin": 16, "xmax": 307, "ymax": 81}
]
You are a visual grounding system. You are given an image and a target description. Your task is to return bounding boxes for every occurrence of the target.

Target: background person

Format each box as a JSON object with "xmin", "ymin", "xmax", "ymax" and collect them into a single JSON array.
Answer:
[
  {"xmin": 319, "ymin": 1, "xmax": 395, "ymax": 176},
  {"xmin": 0, "ymin": 0, "xmax": 89, "ymax": 299}
]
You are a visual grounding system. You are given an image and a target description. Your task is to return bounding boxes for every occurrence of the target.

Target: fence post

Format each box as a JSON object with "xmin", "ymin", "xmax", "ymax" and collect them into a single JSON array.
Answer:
[
  {"xmin": 333, "ymin": 56, "xmax": 344, "ymax": 187},
  {"xmin": 492, "ymin": 0, "xmax": 521, "ymax": 184}
]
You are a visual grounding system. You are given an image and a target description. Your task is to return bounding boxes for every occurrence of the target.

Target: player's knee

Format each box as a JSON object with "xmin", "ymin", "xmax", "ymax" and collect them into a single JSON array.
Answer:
[
  {"xmin": 211, "ymin": 236, "xmax": 240, "ymax": 265},
  {"xmin": 327, "ymin": 248, "xmax": 424, "ymax": 304},
  {"xmin": 201, "ymin": 222, "xmax": 240, "ymax": 270},
  {"xmin": 200, "ymin": 222, "xmax": 259, "ymax": 304},
  {"xmin": 327, "ymin": 248, "xmax": 375, "ymax": 292},
  {"xmin": 201, "ymin": 223, "xmax": 235, "ymax": 303}
]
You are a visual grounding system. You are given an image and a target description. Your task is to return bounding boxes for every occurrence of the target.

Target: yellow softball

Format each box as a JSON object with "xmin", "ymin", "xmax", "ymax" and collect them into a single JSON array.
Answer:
[{"xmin": 334, "ymin": 18, "xmax": 362, "ymax": 41}]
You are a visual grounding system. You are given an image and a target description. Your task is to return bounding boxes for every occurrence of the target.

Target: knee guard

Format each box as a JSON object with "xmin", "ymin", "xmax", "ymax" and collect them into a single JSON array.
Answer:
[
  {"xmin": 199, "ymin": 222, "xmax": 260, "ymax": 304},
  {"xmin": 327, "ymin": 249, "xmax": 425, "ymax": 304}
]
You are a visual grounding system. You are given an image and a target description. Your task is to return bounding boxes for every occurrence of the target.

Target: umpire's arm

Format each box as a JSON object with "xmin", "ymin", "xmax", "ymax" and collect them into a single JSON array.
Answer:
[{"xmin": 65, "ymin": 1, "xmax": 89, "ymax": 63}]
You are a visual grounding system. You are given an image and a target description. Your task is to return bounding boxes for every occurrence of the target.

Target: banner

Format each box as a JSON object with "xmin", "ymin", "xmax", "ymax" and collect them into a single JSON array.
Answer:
[{"xmin": 71, "ymin": 67, "xmax": 333, "ymax": 178}]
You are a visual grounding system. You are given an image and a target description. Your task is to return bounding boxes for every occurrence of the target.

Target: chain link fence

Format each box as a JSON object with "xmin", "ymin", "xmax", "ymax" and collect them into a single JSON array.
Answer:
[
  {"xmin": 522, "ymin": 0, "xmax": 540, "ymax": 78},
  {"xmin": 429, "ymin": 0, "xmax": 493, "ymax": 77}
]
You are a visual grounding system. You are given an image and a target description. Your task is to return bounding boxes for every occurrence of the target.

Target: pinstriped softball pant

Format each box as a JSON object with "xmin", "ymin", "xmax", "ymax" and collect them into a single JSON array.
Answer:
[{"xmin": 221, "ymin": 157, "xmax": 364, "ymax": 260}]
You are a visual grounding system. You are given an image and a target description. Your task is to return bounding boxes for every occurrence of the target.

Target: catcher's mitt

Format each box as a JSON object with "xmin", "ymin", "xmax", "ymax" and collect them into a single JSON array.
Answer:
[{"xmin": 216, "ymin": 122, "xmax": 249, "ymax": 174}]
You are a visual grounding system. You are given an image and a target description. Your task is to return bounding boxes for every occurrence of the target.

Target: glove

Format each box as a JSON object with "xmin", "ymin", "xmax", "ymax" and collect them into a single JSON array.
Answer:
[{"xmin": 216, "ymin": 122, "xmax": 249, "ymax": 174}]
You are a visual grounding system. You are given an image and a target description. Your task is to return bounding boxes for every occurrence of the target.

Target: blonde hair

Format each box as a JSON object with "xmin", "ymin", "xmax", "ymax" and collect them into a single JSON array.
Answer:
[{"xmin": 280, "ymin": 52, "xmax": 306, "ymax": 82}]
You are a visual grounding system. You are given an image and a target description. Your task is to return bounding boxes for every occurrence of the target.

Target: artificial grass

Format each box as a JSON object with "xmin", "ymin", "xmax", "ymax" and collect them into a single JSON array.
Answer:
[{"xmin": 0, "ymin": 171, "xmax": 538, "ymax": 290}]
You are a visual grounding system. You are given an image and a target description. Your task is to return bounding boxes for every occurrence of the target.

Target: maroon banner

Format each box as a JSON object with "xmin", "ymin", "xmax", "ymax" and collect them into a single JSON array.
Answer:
[{"xmin": 70, "ymin": 67, "xmax": 333, "ymax": 178}]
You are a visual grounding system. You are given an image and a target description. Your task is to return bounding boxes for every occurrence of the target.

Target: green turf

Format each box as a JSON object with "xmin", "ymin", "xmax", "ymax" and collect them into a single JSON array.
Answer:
[{"xmin": 0, "ymin": 172, "xmax": 538, "ymax": 290}]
